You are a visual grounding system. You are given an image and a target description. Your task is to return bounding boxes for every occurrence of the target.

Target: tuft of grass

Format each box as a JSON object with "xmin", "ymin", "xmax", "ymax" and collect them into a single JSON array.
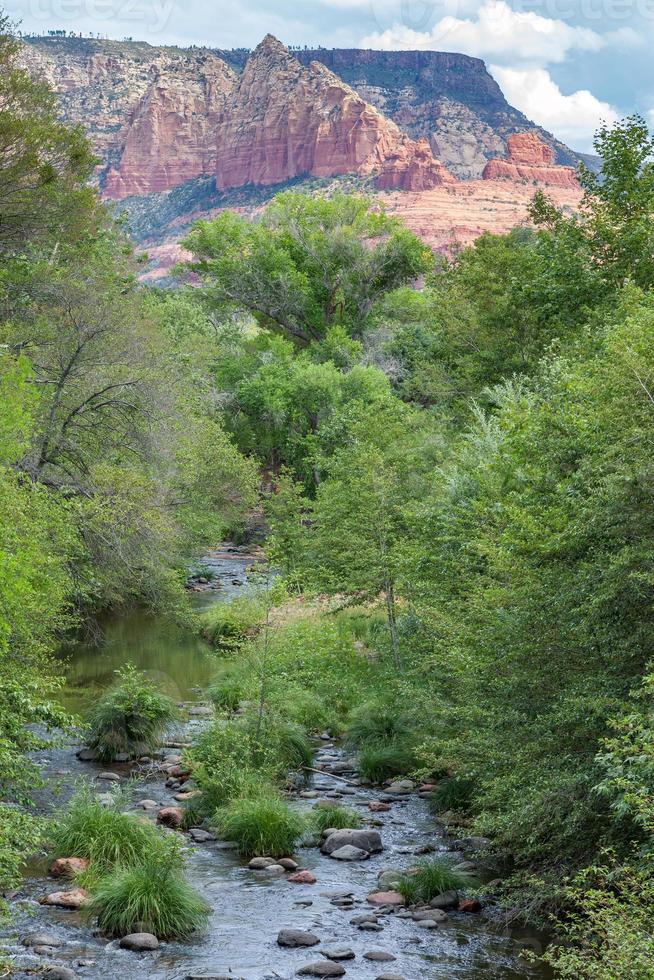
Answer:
[
  {"xmin": 50, "ymin": 786, "xmax": 165, "ymax": 876},
  {"xmin": 207, "ymin": 673, "xmax": 245, "ymax": 713},
  {"xmin": 86, "ymin": 664, "xmax": 178, "ymax": 762},
  {"xmin": 312, "ymin": 804, "xmax": 363, "ymax": 832},
  {"xmin": 87, "ymin": 847, "xmax": 209, "ymax": 939},
  {"xmin": 429, "ymin": 776, "xmax": 476, "ymax": 815},
  {"xmin": 214, "ymin": 793, "xmax": 306, "ymax": 858},
  {"xmin": 345, "ymin": 701, "xmax": 412, "ymax": 749},
  {"xmin": 201, "ymin": 597, "xmax": 265, "ymax": 652},
  {"xmin": 358, "ymin": 739, "xmax": 416, "ymax": 784},
  {"xmin": 396, "ymin": 858, "xmax": 475, "ymax": 905}
]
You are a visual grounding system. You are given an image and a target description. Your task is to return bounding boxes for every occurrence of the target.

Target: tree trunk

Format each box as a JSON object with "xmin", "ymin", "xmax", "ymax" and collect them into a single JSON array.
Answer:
[{"xmin": 384, "ymin": 575, "xmax": 403, "ymax": 673}]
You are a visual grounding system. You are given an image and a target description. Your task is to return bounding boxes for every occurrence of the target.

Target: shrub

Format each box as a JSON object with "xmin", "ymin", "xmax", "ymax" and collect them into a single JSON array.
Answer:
[
  {"xmin": 201, "ymin": 596, "xmax": 265, "ymax": 651},
  {"xmin": 215, "ymin": 794, "xmax": 306, "ymax": 857},
  {"xmin": 87, "ymin": 847, "xmax": 209, "ymax": 939},
  {"xmin": 85, "ymin": 664, "xmax": 178, "ymax": 762},
  {"xmin": 50, "ymin": 786, "xmax": 165, "ymax": 876},
  {"xmin": 207, "ymin": 673, "xmax": 245, "ymax": 713},
  {"xmin": 396, "ymin": 858, "xmax": 474, "ymax": 905},
  {"xmin": 345, "ymin": 701, "xmax": 412, "ymax": 749},
  {"xmin": 429, "ymin": 776, "xmax": 476, "ymax": 815},
  {"xmin": 359, "ymin": 740, "xmax": 416, "ymax": 783},
  {"xmin": 312, "ymin": 804, "xmax": 363, "ymax": 832}
]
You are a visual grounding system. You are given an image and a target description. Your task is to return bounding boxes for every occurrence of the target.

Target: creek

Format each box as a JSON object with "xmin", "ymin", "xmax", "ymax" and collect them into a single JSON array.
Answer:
[{"xmin": 1, "ymin": 546, "xmax": 552, "ymax": 980}]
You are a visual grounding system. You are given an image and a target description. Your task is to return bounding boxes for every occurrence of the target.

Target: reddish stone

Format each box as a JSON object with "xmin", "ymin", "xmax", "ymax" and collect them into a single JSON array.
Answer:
[
  {"xmin": 174, "ymin": 791, "xmax": 200, "ymax": 801},
  {"xmin": 367, "ymin": 890, "xmax": 405, "ymax": 906},
  {"xmin": 458, "ymin": 898, "xmax": 482, "ymax": 913},
  {"xmin": 49, "ymin": 857, "xmax": 90, "ymax": 879},
  {"xmin": 157, "ymin": 806, "xmax": 184, "ymax": 828},
  {"xmin": 40, "ymin": 888, "xmax": 89, "ymax": 909},
  {"xmin": 368, "ymin": 801, "xmax": 391, "ymax": 812},
  {"xmin": 483, "ymin": 133, "xmax": 578, "ymax": 189},
  {"xmin": 167, "ymin": 764, "xmax": 192, "ymax": 778},
  {"xmin": 288, "ymin": 870, "xmax": 317, "ymax": 884}
]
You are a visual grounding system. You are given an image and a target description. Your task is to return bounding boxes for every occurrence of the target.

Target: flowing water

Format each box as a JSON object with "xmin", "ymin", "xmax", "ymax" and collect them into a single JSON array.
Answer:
[{"xmin": 2, "ymin": 546, "xmax": 552, "ymax": 980}]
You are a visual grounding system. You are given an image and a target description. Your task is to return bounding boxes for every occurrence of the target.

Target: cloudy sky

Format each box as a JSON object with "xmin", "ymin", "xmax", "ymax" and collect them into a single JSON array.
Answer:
[{"xmin": 10, "ymin": 0, "xmax": 652, "ymax": 151}]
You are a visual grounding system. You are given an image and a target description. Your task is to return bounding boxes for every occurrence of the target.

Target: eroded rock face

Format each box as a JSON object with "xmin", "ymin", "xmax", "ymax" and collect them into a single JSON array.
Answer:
[
  {"xmin": 105, "ymin": 56, "xmax": 236, "ymax": 199},
  {"xmin": 213, "ymin": 35, "xmax": 452, "ymax": 193},
  {"xmin": 482, "ymin": 133, "xmax": 579, "ymax": 188}
]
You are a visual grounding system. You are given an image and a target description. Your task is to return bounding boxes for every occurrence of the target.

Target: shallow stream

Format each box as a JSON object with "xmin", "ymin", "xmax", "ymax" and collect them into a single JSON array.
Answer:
[{"xmin": 2, "ymin": 546, "xmax": 552, "ymax": 980}]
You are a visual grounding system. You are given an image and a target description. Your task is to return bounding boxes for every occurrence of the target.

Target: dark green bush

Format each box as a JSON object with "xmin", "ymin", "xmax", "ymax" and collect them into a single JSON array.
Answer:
[
  {"xmin": 358, "ymin": 739, "xmax": 416, "ymax": 783},
  {"xmin": 429, "ymin": 776, "xmax": 476, "ymax": 815},
  {"xmin": 215, "ymin": 793, "xmax": 306, "ymax": 857},
  {"xmin": 87, "ymin": 847, "xmax": 209, "ymax": 939},
  {"xmin": 396, "ymin": 858, "xmax": 474, "ymax": 905},
  {"xmin": 312, "ymin": 804, "xmax": 363, "ymax": 832},
  {"xmin": 86, "ymin": 664, "xmax": 178, "ymax": 762}
]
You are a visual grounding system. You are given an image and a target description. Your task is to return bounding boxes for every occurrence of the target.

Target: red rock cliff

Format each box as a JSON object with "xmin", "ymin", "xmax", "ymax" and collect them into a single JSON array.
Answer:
[
  {"xmin": 214, "ymin": 35, "xmax": 456, "ymax": 192},
  {"xmin": 482, "ymin": 133, "xmax": 579, "ymax": 188},
  {"xmin": 105, "ymin": 55, "xmax": 236, "ymax": 199}
]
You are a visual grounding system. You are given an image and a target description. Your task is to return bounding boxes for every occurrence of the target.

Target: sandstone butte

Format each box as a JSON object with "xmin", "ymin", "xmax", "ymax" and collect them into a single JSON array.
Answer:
[{"xmin": 482, "ymin": 132, "xmax": 580, "ymax": 189}]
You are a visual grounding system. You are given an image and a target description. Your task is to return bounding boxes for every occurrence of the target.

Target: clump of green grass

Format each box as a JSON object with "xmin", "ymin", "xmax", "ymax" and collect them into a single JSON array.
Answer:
[
  {"xmin": 50, "ymin": 786, "xmax": 164, "ymax": 876},
  {"xmin": 359, "ymin": 740, "xmax": 417, "ymax": 784},
  {"xmin": 86, "ymin": 664, "xmax": 178, "ymax": 762},
  {"xmin": 87, "ymin": 848, "xmax": 209, "ymax": 939},
  {"xmin": 214, "ymin": 794, "xmax": 306, "ymax": 857},
  {"xmin": 312, "ymin": 804, "xmax": 363, "ymax": 832},
  {"xmin": 396, "ymin": 858, "xmax": 475, "ymax": 905},
  {"xmin": 207, "ymin": 673, "xmax": 245, "ymax": 713},
  {"xmin": 201, "ymin": 596, "xmax": 265, "ymax": 652},
  {"xmin": 345, "ymin": 701, "xmax": 411, "ymax": 749},
  {"xmin": 429, "ymin": 776, "xmax": 476, "ymax": 815}
]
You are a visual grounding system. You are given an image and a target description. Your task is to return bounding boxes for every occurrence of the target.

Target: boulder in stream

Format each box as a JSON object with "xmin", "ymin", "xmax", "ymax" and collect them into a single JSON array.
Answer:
[
  {"xmin": 297, "ymin": 963, "xmax": 346, "ymax": 977},
  {"xmin": 321, "ymin": 829, "xmax": 382, "ymax": 855},
  {"xmin": 366, "ymin": 890, "xmax": 404, "ymax": 906},
  {"xmin": 119, "ymin": 933, "xmax": 159, "ymax": 951},
  {"xmin": 39, "ymin": 888, "xmax": 89, "ymax": 909},
  {"xmin": 330, "ymin": 844, "xmax": 369, "ymax": 861},
  {"xmin": 49, "ymin": 857, "xmax": 89, "ymax": 878},
  {"xmin": 157, "ymin": 806, "xmax": 184, "ymax": 828},
  {"xmin": 277, "ymin": 928, "xmax": 320, "ymax": 947}
]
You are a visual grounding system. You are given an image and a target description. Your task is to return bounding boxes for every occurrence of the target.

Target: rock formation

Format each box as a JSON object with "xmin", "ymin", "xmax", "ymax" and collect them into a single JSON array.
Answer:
[
  {"xmin": 105, "ymin": 56, "xmax": 236, "ymax": 199},
  {"xmin": 482, "ymin": 133, "xmax": 579, "ymax": 188},
  {"xmin": 213, "ymin": 35, "xmax": 455, "ymax": 193}
]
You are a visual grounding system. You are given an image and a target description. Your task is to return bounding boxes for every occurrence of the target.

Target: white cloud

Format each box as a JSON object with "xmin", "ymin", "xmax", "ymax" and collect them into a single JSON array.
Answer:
[
  {"xmin": 491, "ymin": 65, "xmax": 619, "ymax": 151},
  {"xmin": 360, "ymin": 0, "xmax": 605, "ymax": 65}
]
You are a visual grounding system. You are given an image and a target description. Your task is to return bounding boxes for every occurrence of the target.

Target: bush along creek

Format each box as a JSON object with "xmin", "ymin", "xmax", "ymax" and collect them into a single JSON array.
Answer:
[{"xmin": 0, "ymin": 553, "xmax": 551, "ymax": 980}]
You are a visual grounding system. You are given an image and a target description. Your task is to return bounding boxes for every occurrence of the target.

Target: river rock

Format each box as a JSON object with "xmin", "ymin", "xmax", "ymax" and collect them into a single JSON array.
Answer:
[
  {"xmin": 49, "ymin": 857, "xmax": 89, "ymax": 878},
  {"xmin": 248, "ymin": 856, "xmax": 275, "ymax": 869},
  {"xmin": 376, "ymin": 974, "xmax": 405, "ymax": 980},
  {"xmin": 350, "ymin": 913, "xmax": 378, "ymax": 925},
  {"xmin": 157, "ymin": 806, "xmax": 184, "ymax": 828},
  {"xmin": 43, "ymin": 968, "xmax": 77, "ymax": 980},
  {"xmin": 258, "ymin": 864, "xmax": 286, "ymax": 877},
  {"xmin": 364, "ymin": 951, "xmax": 396, "ymax": 962},
  {"xmin": 188, "ymin": 705, "xmax": 213, "ymax": 716},
  {"xmin": 279, "ymin": 857, "xmax": 299, "ymax": 871},
  {"xmin": 96, "ymin": 771, "xmax": 121, "ymax": 782},
  {"xmin": 384, "ymin": 780, "xmax": 414, "ymax": 795},
  {"xmin": 417, "ymin": 919, "xmax": 440, "ymax": 929},
  {"xmin": 429, "ymin": 890, "xmax": 459, "ymax": 909},
  {"xmin": 413, "ymin": 908, "xmax": 447, "ymax": 922},
  {"xmin": 76, "ymin": 748, "xmax": 98, "ymax": 761},
  {"xmin": 459, "ymin": 898, "xmax": 482, "ymax": 913},
  {"xmin": 189, "ymin": 828, "xmax": 216, "ymax": 843},
  {"xmin": 369, "ymin": 801, "xmax": 391, "ymax": 812},
  {"xmin": 321, "ymin": 947, "xmax": 355, "ymax": 960},
  {"xmin": 377, "ymin": 870, "xmax": 403, "ymax": 890},
  {"xmin": 321, "ymin": 829, "xmax": 382, "ymax": 856},
  {"xmin": 330, "ymin": 845, "xmax": 369, "ymax": 861},
  {"xmin": 137, "ymin": 799, "xmax": 159, "ymax": 810},
  {"xmin": 358, "ymin": 921, "xmax": 383, "ymax": 932},
  {"xmin": 40, "ymin": 889, "xmax": 89, "ymax": 909},
  {"xmin": 22, "ymin": 933, "xmax": 64, "ymax": 948},
  {"xmin": 297, "ymin": 963, "xmax": 346, "ymax": 977},
  {"xmin": 119, "ymin": 933, "xmax": 159, "ymax": 951},
  {"xmin": 277, "ymin": 929, "xmax": 320, "ymax": 948},
  {"xmin": 289, "ymin": 870, "xmax": 317, "ymax": 884},
  {"xmin": 367, "ymin": 891, "xmax": 404, "ymax": 906}
]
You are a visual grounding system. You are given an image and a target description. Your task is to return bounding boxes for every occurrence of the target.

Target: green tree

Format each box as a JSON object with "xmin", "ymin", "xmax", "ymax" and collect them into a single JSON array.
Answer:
[{"xmin": 183, "ymin": 192, "xmax": 433, "ymax": 344}]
